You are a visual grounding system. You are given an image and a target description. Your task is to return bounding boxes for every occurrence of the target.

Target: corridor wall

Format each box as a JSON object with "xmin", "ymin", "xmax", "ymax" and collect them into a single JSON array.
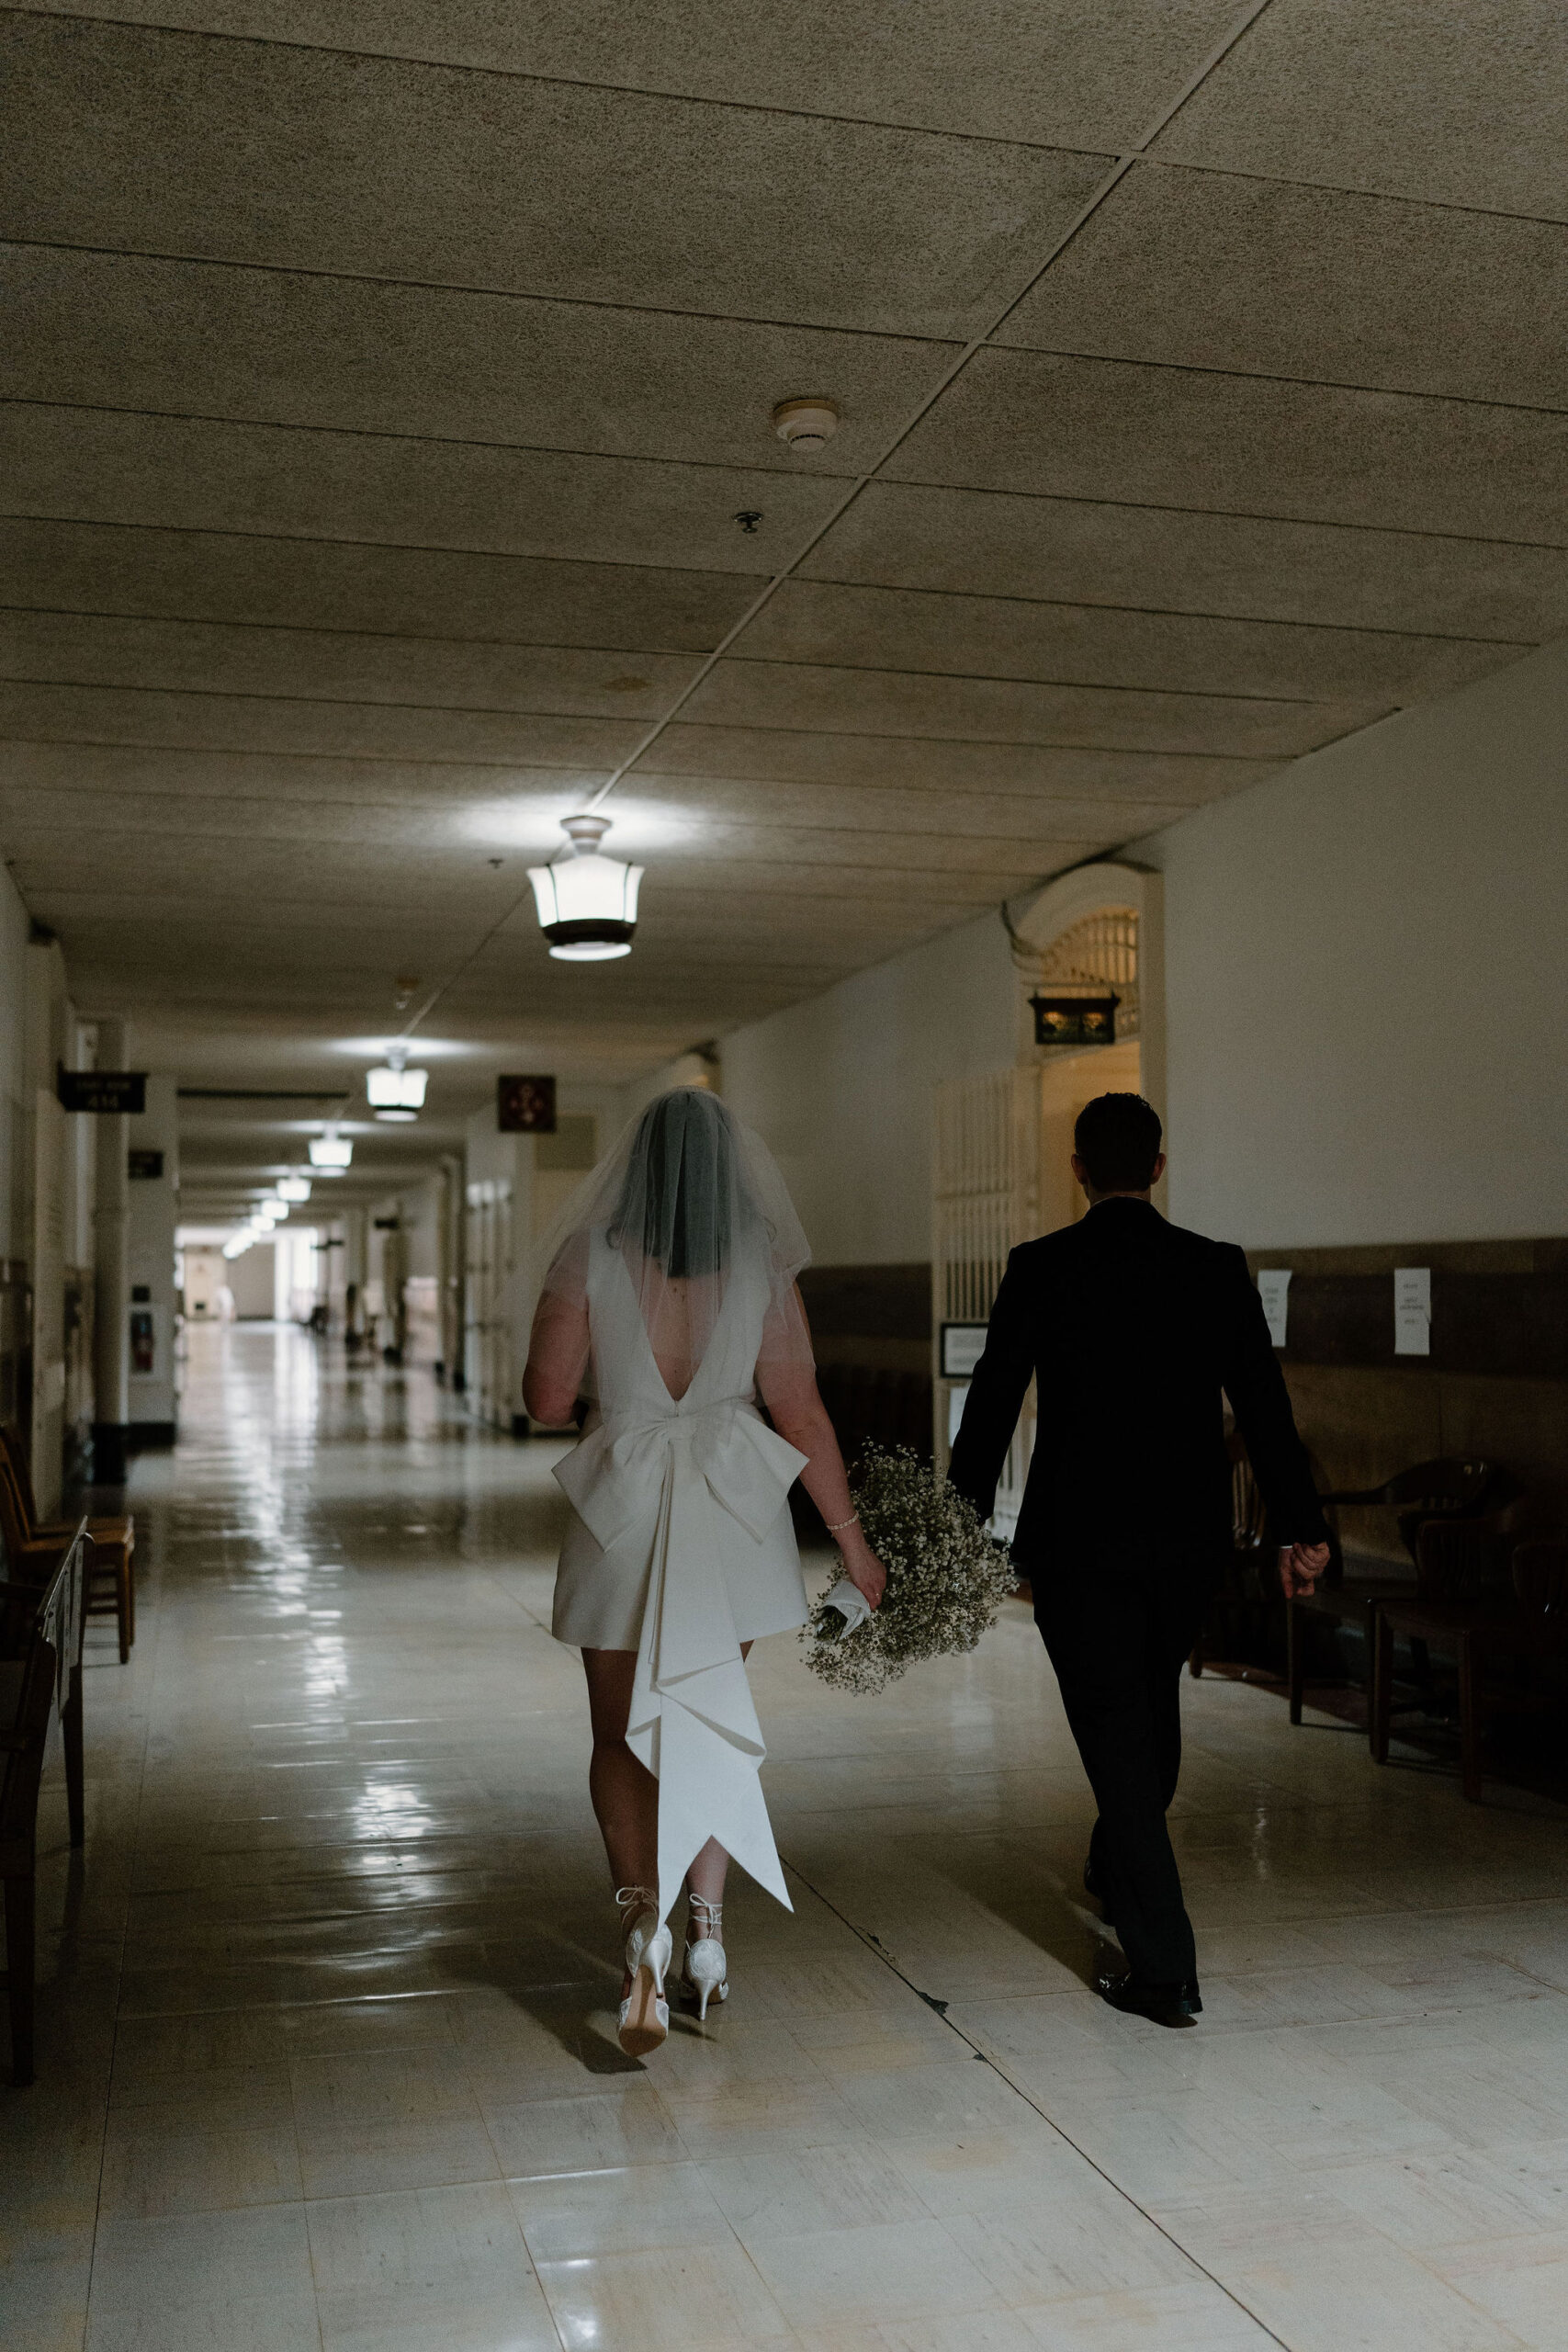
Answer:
[
  {"xmin": 722, "ymin": 909, "xmax": 1018, "ymax": 1263},
  {"xmin": 1133, "ymin": 637, "xmax": 1568, "ymax": 1250}
]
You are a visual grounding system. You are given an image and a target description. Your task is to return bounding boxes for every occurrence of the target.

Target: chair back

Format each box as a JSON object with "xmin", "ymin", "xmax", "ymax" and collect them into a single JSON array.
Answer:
[
  {"xmin": 1414, "ymin": 1514, "xmax": 1512, "ymax": 1604},
  {"xmin": 0, "ymin": 1423, "xmax": 39, "ymax": 1533},
  {"xmin": 1512, "ymin": 1539, "xmax": 1568, "ymax": 1631},
  {"xmin": 1226, "ymin": 1430, "xmax": 1268, "ymax": 1555},
  {"xmin": 0, "ymin": 1520, "xmax": 88, "ymax": 1860}
]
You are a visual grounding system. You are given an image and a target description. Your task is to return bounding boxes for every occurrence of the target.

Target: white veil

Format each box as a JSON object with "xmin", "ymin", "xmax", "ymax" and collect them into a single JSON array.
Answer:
[{"xmin": 533, "ymin": 1088, "xmax": 814, "ymax": 1398}]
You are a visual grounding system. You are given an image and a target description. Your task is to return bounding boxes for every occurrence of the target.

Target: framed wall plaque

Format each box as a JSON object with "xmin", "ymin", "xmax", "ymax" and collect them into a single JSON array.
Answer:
[{"xmin": 498, "ymin": 1074, "xmax": 558, "ymax": 1133}]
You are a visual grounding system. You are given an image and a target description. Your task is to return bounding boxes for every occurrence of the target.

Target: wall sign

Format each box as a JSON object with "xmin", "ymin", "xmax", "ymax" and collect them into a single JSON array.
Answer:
[
  {"xmin": 498, "ymin": 1074, "xmax": 557, "ymax": 1133},
  {"xmin": 128, "ymin": 1149, "xmax": 164, "ymax": 1180},
  {"xmin": 940, "ymin": 1321, "xmax": 989, "ymax": 1379},
  {"xmin": 1029, "ymin": 995, "xmax": 1118, "ymax": 1048},
  {"xmin": 58, "ymin": 1066, "xmax": 147, "ymax": 1114},
  {"xmin": 1394, "ymin": 1266, "xmax": 1432, "ymax": 1356}
]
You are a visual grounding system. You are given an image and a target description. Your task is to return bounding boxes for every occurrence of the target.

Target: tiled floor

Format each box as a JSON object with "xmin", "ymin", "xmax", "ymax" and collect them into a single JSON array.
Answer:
[{"xmin": 6, "ymin": 1324, "xmax": 1568, "ymax": 2351}]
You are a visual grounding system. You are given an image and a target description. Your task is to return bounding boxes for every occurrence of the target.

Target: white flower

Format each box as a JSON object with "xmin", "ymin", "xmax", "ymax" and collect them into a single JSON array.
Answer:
[{"xmin": 801, "ymin": 1445, "xmax": 1017, "ymax": 1696}]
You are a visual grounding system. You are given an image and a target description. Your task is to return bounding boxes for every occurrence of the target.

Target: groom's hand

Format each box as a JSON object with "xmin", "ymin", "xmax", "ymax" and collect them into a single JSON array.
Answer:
[{"xmin": 1278, "ymin": 1542, "xmax": 1330, "ymax": 1599}]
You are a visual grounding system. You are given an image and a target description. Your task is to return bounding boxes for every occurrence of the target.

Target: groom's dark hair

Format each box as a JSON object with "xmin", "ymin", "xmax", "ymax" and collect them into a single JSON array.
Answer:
[{"xmin": 1074, "ymin": 1093, "xmax": 1162, "ymax": 1193}]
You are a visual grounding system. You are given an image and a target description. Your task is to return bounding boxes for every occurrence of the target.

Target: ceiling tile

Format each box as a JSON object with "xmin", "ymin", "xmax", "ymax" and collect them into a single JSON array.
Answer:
[
  {"xmin": 640, "ymin": 721, "xmax": 1278, "ymax": 801},
  {"xmin": 803, "ymin": 481, "xmax": 1568, "ymax": 641},
  {"xmin": 627, "ymin": 771, "xmax": 1191, "ymax": 841},
  {"xmin": 881, "ymin": 349, "xmax": 1568, "ymax": 541},
  {"xmin": 6, "ymin": 16, "xmax": 1111, "ymax": 336},
  {"xmin": 1151, "ymin": 0, "xmax": 1568, "ymax": 218},
  {"xmin": 0, "ymin": 739, "xmax": 615, "ymax": 810},
  {"xmin": 0, "ymin": 519, "xmax": 755, "ymax": 651},
  {"xmin": 0, "ymin": 611, "xmax": 703, "ymax": 720},
  {"xmin": 999, "ymin": 163, "xmax": 1568, "ymax": 409},
  {"xmin": 15, "ymin": 2, "xmax": 1248, "ymax": 149},
  {"xmin": 3, "ymin": 404, "xmax": 840, "ymax": 572},
  {"xmin": 682, "ymin": 660, "xmax": 1368, "ymax": 757},
  {"xmin": 8, "ymin": 246, "xmax": 955, "ymax": 469},
  {"xmin": 0, "ymin": 680, "xmax": 642, "ymax": 765},
  {"xmin": 740, "ymin": 578, "xmax": 1517, "ymax": 702}
]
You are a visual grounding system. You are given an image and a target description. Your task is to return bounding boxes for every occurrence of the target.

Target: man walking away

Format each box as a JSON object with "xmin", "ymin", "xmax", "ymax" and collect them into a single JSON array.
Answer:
[{"xmin": 947, "ymin": 1093, "xmax": 1330, "ymax": 2027}]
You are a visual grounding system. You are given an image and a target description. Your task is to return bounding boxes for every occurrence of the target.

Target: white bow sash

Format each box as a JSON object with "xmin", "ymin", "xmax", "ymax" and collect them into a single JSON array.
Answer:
[{"xmin": 553, "ymin": 1397, "xmax": 807, "ymax": 1928}]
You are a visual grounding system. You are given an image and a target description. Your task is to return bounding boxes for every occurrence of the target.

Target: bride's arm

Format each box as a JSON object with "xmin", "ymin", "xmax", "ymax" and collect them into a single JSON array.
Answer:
[
  {"xmin": 756, "ymin": 1352, "xmax": 887, "ymax": 1609},
  {"xmin": 522, "ymin": 1291, "xmax": 591, "ymax": 1425}
]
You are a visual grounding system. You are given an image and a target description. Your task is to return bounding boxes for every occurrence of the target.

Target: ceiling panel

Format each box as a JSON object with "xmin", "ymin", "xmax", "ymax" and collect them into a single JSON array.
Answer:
[
  {"xmin": 14, "ymin": 1, "xmax": 1247, "ymax": 149},
  {"xmin": 683, "ymin": 661, "xmax": 1366, "ymax": 757},
  {"xmin": 8, "ymin": 246, "xmax": 953, "ymax": 470},
  {"xmin": 1000, "ymin": 163, "xmax": 1568, "ymax": 409},
  {"xmin": 640, "ymin": 722, "xmax": 1278, "ymax": 802},
  {"xmin": 883, "ymin": 349, "xmax": 1568, "ymax": 541},
  {"xmin": 0, "ymin": 740, "xmax": 619, "ymax": 811},
  {"xmin": 626, "ymin": 772, "xmax": 1189, "ymax": 842},
  {"xmin": 0, "ymin": 612, "xmax": 703, "ymax": 719},
  {"xmin": 0, "ymin": 681, "xmax": 644, "ymax": 766},
  {"xmin": 1152, "ymin": 0, "xmax": 1568, "ymax": 218},
  {"xmin": 803, "ymin": 482, "xmax": 1568, "ymax": 640},
  {"xmin": 6, "ymin": 15, "xmax": 1111, "ymax": 336},
  {"xmin": 0, "ymin": 521, "xmax": 755, "ymax": 651},
  {"xmin": 741, "ymin": 578, "xmax": 1515, "ymax": 703},
  {"xmin": 2, "ymin": 405, "xmax": 839, "ymax": 572}
]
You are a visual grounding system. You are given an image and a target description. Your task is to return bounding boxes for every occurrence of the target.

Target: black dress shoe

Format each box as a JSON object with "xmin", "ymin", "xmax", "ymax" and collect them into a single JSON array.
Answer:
[{"xmin": 1094, "ymin": 1961, "xmax": 1201, "ymax": 2026}]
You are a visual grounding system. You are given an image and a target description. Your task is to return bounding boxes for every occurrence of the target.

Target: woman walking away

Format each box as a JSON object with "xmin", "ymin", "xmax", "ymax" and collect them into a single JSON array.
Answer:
[{"xmin": 524, "ymin": 1089, "xmax": 886, "ymax": 2057}]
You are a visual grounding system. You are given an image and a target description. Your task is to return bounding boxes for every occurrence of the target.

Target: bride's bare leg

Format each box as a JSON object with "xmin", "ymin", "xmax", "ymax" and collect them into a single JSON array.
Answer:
[{"xmin": 581, "ymin": 1649, "xmax": 658, "ymax": 1980}]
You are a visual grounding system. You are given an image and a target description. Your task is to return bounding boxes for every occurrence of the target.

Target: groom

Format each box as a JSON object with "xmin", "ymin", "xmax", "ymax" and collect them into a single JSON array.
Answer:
[{"xmin": 947, "ymin": 1093, "xmax": 1330, "ymax": 2027}]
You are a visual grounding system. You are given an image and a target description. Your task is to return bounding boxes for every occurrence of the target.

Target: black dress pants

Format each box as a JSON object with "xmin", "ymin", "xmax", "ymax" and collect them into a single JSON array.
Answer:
[{"xmin": 1033, "ymin": 1549, "xmax": 1214, "ymax": 1988}]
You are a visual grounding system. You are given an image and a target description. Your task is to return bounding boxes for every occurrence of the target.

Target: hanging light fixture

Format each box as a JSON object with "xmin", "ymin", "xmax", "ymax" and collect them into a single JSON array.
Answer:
[
  {"xmin": 276, "ymin": 1174, "xmax": 312, "ymax": 1203},
  {"xmin": 366, "ymin": 1042, "xmax": 428, "ymax": 1114},
  {"xmin": 528, "ymin": 815, "xmax": 643, "ymax": 961},
  {"xmin": 309, "ymin": 1132, "xmax": 353, "ymax": 1170}
]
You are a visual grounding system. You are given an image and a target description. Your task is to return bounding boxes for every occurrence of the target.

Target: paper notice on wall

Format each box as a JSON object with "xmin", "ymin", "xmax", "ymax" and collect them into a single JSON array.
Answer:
[
  {"xmin": 1258, "ymin": 1269, "xmax": 1292, "ymax": 1348},
  {"xmin": 1394, "ymin": 1266, "xmax": 1432, "ymax": 1356}
]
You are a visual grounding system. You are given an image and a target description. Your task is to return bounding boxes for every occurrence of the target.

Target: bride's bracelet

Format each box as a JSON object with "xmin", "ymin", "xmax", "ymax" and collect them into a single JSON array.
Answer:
[{"xmin": 825, "ymin": 1512, "xmax": 860, "ymax": 1537}]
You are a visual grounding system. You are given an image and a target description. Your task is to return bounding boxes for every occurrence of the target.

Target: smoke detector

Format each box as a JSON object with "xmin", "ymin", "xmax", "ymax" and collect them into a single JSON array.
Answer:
[{"xmin": 773, "ymin": 397, "xmax": 839, "ymax": 450}]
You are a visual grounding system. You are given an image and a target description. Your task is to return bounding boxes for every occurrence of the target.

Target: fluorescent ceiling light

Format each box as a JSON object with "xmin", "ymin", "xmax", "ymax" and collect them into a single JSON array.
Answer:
[
  {"xmin": 276, "ymin": 1175, "xmax": 311, "ymax": 1203},
  {"xmin": 367, "ymin": 1063, "xmax": 427, "ymax": 1109},
  {"xmin": 309, "ymin": 1136, "xmax": 353, "ymax": 1169}
]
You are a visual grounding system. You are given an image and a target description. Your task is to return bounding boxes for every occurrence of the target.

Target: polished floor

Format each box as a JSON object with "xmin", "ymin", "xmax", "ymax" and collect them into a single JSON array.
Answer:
[{"xmin": 6, "ymin": 1324, "xmax": 1568, "ymax": 2351}]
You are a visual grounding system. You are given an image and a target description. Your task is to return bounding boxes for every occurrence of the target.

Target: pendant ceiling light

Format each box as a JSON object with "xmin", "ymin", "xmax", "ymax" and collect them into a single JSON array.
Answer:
[
  {"xmin": 529, "ymin": 814, "xmax": 643, "ymax": 961},
  {"xmin": 366, "ymin": 1044, "xmax": 428, "ymax": 1114},
  {"xmin": 310, "ymin": 1133, "xmax": 353, "ymax": 1170},
  {"xmin": 276, "ymin": 1174, "xmax": 312, "ymax": 1203}
]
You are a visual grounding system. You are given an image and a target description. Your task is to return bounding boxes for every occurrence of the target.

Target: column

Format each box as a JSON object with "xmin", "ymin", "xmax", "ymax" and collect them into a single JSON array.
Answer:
[{"xmin": 91, "ymin": 1014, "xmax": 130, "ymax": 1485}]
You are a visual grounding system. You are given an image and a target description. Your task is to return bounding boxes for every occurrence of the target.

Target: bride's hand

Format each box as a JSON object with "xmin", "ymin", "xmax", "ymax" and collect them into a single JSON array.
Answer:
[{"xmin": 840, "ymin": 1537, "xmax": 887, "ymax": 1610}]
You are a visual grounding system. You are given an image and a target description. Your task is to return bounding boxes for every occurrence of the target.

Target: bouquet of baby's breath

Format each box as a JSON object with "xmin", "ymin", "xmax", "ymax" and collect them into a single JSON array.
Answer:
[{"xmin": 801, "ymin": 1444, "xmax": 1017, "ymax": 1695}]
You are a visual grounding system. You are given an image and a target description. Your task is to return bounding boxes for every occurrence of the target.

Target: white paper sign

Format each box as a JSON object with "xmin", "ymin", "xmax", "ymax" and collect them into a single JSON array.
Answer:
[
  {"xmin": 1258, "ymin": 1269, "xmax": 1292, "ymax": 1348},
  {"xmin": 1394, "ymin": 1266, "xmax": 1431, "ymax": 1356},
  {"xmin": 947, "ymin": 1383, "xmax": 969, "ymax": 1445}
]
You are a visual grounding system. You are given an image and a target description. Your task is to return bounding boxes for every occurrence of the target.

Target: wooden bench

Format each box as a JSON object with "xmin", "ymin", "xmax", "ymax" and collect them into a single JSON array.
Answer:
[{"xmin": 1, "ymin": 1518, "xmax": 89, "ymax": 2086}]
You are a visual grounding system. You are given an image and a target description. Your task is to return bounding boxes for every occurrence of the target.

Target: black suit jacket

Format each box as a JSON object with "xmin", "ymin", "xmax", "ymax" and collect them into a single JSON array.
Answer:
[{"xmin": 946, "ymin": 1198, "xmax": 1330, "ymax": 1574}]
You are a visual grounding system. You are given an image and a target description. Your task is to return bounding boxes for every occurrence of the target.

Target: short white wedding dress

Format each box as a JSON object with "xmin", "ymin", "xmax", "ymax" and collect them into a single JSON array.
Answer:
[{"xmin": 542, "ymin": 1093, "xmax": 816, "ymax": 1926}]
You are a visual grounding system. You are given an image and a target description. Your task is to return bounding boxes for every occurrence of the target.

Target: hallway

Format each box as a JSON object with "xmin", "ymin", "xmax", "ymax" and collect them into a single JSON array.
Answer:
[{"xmin": 5, "ymin": 1327, "xmax": 1566, "ymax": 2350}]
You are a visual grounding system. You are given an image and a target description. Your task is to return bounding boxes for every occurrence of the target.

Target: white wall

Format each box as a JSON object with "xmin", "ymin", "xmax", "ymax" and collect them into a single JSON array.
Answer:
[
  {"xmin": 1134, "ymin": 638, "xmax": 1568, "ymax": 1249},
  {"xmin": 127, "ymin": 1074, "xmax": 179, "ymax": 1430},
  {"xmin": 0, "ymin": 868, "xmax": 31, "ymax": 1261},
  {"xmin": 721, "ymin": 909, "xmax": 1018, "ymax": 1263}
]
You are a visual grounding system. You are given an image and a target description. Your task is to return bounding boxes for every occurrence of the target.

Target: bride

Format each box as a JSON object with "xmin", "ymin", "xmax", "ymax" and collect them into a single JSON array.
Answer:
[{"xmin": 523, "ymin": 1087, "xmax": 886, "ymax": 2057}]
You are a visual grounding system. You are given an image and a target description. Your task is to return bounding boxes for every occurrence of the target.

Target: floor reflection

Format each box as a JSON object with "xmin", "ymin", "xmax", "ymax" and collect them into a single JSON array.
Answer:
[{"xmin": 6, "ymin": 1320, "xmax": 1568, "ymax": 2351}]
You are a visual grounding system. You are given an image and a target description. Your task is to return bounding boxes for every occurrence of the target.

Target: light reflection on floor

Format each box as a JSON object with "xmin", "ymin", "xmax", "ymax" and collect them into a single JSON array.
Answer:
[{"xmin": 6, "ymin": 1320, "xmax": 1568, "ymax": 2350}]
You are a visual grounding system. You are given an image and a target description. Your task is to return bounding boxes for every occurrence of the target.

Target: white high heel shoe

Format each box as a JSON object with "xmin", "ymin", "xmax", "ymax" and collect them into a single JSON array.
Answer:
[
  {"xmin": 679, "ymin": 1894, "xmax": 729, "ymax": 2021},
  {"xmin": 615, "ymin": 1885, "xmax": 671, "ymax": 2058}
]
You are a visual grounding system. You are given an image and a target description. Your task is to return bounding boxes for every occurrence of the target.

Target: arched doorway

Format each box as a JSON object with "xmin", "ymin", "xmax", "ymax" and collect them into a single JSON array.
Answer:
[{"xmin": 931, "ymin": 864, "xmax": 1165, "ymax": 1532}]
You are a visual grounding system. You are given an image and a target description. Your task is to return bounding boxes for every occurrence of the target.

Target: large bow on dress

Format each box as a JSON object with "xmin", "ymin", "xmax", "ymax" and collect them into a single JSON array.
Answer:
[{"xmin": 553, "ymin": 1398, "xmax": 807, "ymax": 1928}]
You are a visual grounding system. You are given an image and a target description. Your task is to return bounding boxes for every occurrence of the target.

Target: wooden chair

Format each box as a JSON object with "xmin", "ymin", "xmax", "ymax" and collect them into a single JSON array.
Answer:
[
  {"xmin": 1287, "ymin": 1457, "xmax": 1510, "ymax": 1730},
  {"xmin": 0, "ymin": 1429, "xmax": 134, "ymax": 1663},
  {"xmin": 1189, "ymin": 1432, "xmax": 1273, "ymax": 1677},
  {"xmin": 1370, "ymin": 1515, "xmax": 1529, "ymax": 1803},
  {"xmin": 1, "ymin": 1520, "xmax": 89, "ymax": 2085}
]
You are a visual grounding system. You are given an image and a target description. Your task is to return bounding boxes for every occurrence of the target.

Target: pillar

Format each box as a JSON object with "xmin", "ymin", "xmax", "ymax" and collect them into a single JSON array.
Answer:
[{"xmin": 91, "ymin": 1014, "xmax": 130, "ymax": 1484}]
